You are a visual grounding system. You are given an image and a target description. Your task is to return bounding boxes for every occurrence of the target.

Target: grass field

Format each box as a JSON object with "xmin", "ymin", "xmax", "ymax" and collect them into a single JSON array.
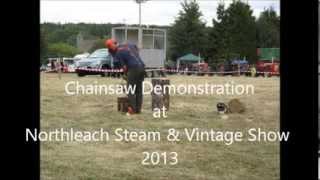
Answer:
[{"xmin": 40, "ymin": 73, "xmax": 280, "ymax": 180}]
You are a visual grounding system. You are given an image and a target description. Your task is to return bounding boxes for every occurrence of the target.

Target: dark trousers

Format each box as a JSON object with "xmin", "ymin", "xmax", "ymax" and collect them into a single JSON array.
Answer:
[{"xmin": 127, "ymin": 67, "xmax": 145, "ymax": 113}]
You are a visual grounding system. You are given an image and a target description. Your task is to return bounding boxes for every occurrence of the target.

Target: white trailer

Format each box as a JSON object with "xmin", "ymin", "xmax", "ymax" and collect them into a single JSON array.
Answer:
[{"xmin": 111, "ymin": 26, "xmax": 166, "ymax": 70}]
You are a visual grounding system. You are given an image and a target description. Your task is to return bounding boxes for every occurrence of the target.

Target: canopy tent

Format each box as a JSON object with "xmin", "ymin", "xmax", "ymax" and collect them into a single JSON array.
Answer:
[
  {"xmin": 176, "ymin": 53, "xmax": 203, "ymax": 70},
  {"xmin": 177, "ymin": 53, "xmax": 203, "ymax": 62}
]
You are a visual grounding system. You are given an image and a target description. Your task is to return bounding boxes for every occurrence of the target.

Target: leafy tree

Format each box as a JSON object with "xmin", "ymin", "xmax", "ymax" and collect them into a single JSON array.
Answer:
[
  {"xmin": 40, "ymin": 22, "xmax": 171, "ymax": 58},
  {"xmin": 208, "ymin": 1, "xmax": 257, "ymax": 64},
  {"xmin": 40, "ymin": 29, "xmax": 48, "ymax": 64},
  {"xmin": 207, "ymin": 3, "xmax": 229, "ymax": 67},
  {"xmin": 47, "ymin": 43, "xmax": 80, "ymax": 57},
  {"xmin": 256, "ymin": 7, "xmax": 280, "ymax": 48},
  {"xmin": 168, "ymin": 0, "xmax": 208, "ymax": 61},
  {"xmin": 89, "ymin": 39, "xmax": 107, "ymax": 53}
]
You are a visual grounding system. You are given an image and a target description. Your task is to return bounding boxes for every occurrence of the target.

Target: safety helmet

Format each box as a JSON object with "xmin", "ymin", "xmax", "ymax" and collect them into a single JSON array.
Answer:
[{"xmin": 105, "ymin": 39, "xmax": 117, "ymax": 50}]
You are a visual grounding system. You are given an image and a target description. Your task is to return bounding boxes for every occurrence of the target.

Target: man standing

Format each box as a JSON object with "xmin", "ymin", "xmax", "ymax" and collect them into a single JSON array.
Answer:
[{"xmin": 105, "ymin": 39, "xmax": 145, "ymax": 115}]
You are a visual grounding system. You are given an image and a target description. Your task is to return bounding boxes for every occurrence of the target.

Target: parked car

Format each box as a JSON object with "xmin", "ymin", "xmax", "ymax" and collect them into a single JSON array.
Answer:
[{"xmin": 75, "ymin": 49, "xmax": 117, "ymax": 77}]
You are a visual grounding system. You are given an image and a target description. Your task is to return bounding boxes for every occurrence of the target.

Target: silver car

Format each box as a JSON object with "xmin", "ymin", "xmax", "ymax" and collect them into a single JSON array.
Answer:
[{"xmin": 75, "ymin": 48, "xmax": 114, "ymax": 77}]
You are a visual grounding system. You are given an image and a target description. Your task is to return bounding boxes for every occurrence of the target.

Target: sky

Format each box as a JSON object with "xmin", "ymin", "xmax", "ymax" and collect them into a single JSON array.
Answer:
[{"xmin": 40, "ymin": 0, "xmax": 280, "ymax": 27}]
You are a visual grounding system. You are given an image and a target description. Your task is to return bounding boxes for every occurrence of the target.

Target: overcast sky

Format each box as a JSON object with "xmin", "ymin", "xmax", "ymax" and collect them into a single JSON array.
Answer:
[{"xmin": 40, "ymin": 0, "xmax": 280, "ymax": 27}]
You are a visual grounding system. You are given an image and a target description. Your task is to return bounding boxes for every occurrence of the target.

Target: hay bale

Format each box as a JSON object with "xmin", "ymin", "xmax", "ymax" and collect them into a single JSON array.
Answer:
[{"xmin": 228, "ymin": 98, "xmax": 245, "ymax": 113}]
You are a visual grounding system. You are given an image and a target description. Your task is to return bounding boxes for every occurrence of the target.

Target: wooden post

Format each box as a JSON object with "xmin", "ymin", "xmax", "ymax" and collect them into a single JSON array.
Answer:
[
  {"xmin": 151, "ymin": 78, "xmax": 170, "ymax": 111},
  {"xmin": 57, "ymin": 58, "xmax": 62, "ymax": 80},
  {"xmin": 117, "ymin": 96, "xmax": 129, "ymax": 112}
]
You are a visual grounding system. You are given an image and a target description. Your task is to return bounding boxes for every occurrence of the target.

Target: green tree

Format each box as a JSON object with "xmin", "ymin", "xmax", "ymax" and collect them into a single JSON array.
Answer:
[
  {"xmin": 256, "ymin": 7, "xmax": 280, "ymax": 48},
  {"xmin": 208, "ymin": 1, "xmax": 257, "ymax": 64},
  {"xmin": 40, "ymin": 29, "xmax": 48, "ymax": 64},
  {"xmin": 207, "ymin": 3, "xmax": 229, "ymax": 67},
  {"xmin": 168, "ymin": 0, "xmax": 208, "ymax": 61},
  {"xmin": 89, "ymin": 39, "xmax": 108, "ymax": 53},
  {"xmin": 47, "ymin": 43, "xmax": 80, "ymax": 57}
]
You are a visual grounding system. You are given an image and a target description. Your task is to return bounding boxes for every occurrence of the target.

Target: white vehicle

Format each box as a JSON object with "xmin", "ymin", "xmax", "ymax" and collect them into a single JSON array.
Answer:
[
  {"xmin": 73, "ymin": 53, "xmax": 90, "ymax": 61},
  {"xmin": 62, "ymin": 58, "xmax": 76, "ymax": 72},
  {"xmin": 46, "ymin": 57, "xmax": 76, "ymax": 72}
]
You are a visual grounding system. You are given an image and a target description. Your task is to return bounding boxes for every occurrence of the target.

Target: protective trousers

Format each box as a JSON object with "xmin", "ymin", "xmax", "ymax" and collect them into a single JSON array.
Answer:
[{"xmin": 127, "ymin": 67, "xmax": 145, "ymax": 113}]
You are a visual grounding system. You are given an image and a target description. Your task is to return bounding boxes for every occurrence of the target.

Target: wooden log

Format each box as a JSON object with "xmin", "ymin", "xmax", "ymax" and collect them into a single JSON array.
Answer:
[
  {"xmin": 117, "ymin": 96, "xmax": 129, "ymax": 112},
  {"xmin": 151, "ymin": 78, "xmax": 170, "ymax": 111}
]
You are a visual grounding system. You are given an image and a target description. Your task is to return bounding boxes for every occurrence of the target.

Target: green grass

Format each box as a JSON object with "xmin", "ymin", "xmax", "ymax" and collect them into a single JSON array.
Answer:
[{"xmin": 40, "ymin": 73, "xmax": 280, "ymax": 180}]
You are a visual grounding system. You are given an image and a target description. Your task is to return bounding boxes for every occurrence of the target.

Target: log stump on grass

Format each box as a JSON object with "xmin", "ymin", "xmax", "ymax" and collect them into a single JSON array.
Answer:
[
  {"xmin": 117, "ymin": 96, "xmax": 129, "ymax": 112},
  {"xmin": 151, "ymin": 78, "xmax": 170, "ymax": 111}
]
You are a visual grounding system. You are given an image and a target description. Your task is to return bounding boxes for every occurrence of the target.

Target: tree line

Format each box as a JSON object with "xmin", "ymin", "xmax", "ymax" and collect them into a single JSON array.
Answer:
[
  {"xmin": 169, "ymin": 0, "xmax": 279, "ymax": 66},
  {"xmin": 40, "ymin": 0, "xmax": 279, "ymax": 66},
  {"xmin": 40, "ymin": 22, "xmax": 169, "ymax": 64}
]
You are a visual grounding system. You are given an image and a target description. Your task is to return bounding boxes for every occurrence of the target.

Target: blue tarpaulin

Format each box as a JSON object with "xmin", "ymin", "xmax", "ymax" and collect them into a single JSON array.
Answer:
[{"xmin": 231, "ymin": 60, "xmax": 248, "ymax": 65}]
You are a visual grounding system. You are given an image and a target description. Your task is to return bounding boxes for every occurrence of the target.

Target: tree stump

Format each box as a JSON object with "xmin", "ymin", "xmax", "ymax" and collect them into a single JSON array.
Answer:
[
  {"xmin": 151, "ymin": 78, "xmax": 170, "ymax": 111},
  {"xmin": 117, "ymin": 96, "xmax": 129, "ymax": 112}
]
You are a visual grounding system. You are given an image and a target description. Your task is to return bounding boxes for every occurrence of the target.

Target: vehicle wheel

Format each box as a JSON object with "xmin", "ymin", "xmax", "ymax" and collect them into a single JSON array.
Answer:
[{"xmin": 101, "ymin": 73, "xmax": 106, "ymax": 77}]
